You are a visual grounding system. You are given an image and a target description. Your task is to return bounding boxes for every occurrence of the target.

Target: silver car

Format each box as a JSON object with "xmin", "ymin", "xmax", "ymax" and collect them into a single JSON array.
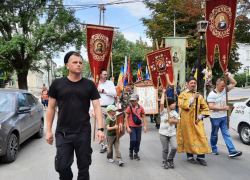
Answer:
[{"xmin": 0, "ymin": 89, "xmax": 44, "ymax": 163}]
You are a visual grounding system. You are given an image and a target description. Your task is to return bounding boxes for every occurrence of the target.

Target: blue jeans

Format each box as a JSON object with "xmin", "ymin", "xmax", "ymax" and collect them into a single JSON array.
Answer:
[
  {"xmin": 42, "ymin": 99, "xmax": 48, "ymax": 107},
  {"xmin": 210, "ymin": 116, "xmax": 237, "ymax": 154},
  {"xmin": 186, "ymin": 153, "xmax": 205, "ymax": 159},
  {"xmin": 129, "ymin": 126, "xmax": 142, "ymax": 154}
]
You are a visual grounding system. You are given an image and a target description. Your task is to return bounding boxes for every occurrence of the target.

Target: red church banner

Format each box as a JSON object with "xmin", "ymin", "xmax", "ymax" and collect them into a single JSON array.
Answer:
[
  {"xmin": 206, "ymin": 0, "xmax": 237, "ymax": 71},
  {"xmin": 86, "ymin": 24, "xmax": 114, "ymax": 87},
  {"xmin": 146, "ymin": 47, "xmax": 175, "ymax": 88}
]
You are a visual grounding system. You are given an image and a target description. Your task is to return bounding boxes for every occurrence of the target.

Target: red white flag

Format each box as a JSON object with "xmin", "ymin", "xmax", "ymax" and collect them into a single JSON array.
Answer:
[
  {"xmin": 86, "ymin": 24, "xmax": 114, "ymax": 87},
  {"xmin": 206, "ymin": 0, "xmax": 237, "ymax": 71},
  {"xmin": 146, "ymin": 47, "xmax": 175, "ymax": 88}
]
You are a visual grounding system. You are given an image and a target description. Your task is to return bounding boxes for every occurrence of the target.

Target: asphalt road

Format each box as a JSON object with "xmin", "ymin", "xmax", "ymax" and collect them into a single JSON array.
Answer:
[
  {"xmin": 0, "ymin": 112, "xmax": 249, "ymax": 180},
  {"xmin": 228, "ymin": 87, "xmax": 250, "ymax": 98}
]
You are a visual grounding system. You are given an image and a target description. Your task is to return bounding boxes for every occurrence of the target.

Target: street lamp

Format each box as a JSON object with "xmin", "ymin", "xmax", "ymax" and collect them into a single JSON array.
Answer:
[{"xmin": 195, "ymin": 15, "xmax": 208, "ymax": 121}]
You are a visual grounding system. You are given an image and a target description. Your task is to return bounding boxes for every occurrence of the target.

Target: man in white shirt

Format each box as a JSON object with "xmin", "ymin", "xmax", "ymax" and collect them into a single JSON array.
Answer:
[
  {"xmin": 207, "ymin": 72, "xmax": 242, "ymax": 157},
  {"xmin": 90, "ymin": 69, "xmax": 117, "ymax": 153}
]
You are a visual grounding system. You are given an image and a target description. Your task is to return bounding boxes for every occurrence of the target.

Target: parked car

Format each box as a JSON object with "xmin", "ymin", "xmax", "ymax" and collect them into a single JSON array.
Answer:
[
  {"xmin": 230, "ymin": 98, "xmax": 250, "ymax": 145},
  {"xmin": 0, "ymin": 89, "xmax": 44, "ymax": 163}
]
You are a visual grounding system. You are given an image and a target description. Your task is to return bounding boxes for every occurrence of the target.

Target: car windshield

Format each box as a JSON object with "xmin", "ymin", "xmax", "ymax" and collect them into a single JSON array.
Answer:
[{"xmin": 0, "ymin": 93, "xmax": 15, "ymax": 112}]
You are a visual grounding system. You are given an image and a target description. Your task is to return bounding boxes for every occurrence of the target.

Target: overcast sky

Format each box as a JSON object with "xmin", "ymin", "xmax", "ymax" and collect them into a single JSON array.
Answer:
[{"xmin": 53, "ymin": 0, "xmax": 152, "ymax": 67}]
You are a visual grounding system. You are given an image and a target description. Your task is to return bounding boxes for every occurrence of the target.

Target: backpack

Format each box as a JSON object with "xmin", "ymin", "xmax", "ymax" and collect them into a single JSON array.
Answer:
[{"xmin": 129, "ymin": 105, "xmax": 142, "ymax": 125}]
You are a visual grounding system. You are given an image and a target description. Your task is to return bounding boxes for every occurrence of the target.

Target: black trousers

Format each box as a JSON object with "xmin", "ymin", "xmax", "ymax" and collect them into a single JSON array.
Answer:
[{"xmin": 55, "ymin": 131, "xmax": 92, "ymax": 180}]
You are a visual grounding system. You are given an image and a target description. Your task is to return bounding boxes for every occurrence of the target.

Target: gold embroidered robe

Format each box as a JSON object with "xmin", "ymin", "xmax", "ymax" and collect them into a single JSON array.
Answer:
[{"xmin": 177, "ymin": 90, "xmax": 211, "ymax": 154}]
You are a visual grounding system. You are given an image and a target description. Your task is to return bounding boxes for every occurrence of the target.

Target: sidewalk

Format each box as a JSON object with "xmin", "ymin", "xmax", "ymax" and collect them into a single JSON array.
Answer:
[{"xmin": 228, "ymin": 96, "xmax": 250, "ymax": 102}]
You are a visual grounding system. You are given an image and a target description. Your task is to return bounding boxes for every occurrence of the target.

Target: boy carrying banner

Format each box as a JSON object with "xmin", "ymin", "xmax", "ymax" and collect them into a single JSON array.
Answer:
[
  {"xmin": 105, "ymin": 105, "xmax": 124, "ymax": 166},
  {"xmin": 159, "ymin": 89, "xmax": 180, "ymax": 169},
  {"xmin": 125, "ymin": 94, "xmax": 147, "ymax": 160}
]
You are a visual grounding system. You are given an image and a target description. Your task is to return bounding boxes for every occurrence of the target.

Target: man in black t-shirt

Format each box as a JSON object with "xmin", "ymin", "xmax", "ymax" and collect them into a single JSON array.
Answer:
[{"xmin": 46, "ymin": 51, "xmax": 104, "ymax": 180}]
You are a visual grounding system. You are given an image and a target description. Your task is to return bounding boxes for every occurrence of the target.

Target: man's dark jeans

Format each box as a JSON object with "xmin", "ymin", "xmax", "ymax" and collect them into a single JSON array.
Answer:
[
  {"xmin": 55, "ymin": 131, "xmax": 92, "ymax": 180},
  {"xmin": 129, "ymin": 126, "xmax": 142, "ymax": 153}
]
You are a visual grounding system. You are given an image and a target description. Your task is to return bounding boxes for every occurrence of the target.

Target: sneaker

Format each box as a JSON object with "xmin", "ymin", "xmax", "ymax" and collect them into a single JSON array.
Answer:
[
  {"xmin": 212, "ymin": 151, "xmax": 219, "ymax": 155},
  {"xmin": 100, "ymin": 146, "xmax": 107, "ymax": 153},
  {"xmin": 118, "ymin": 160, "xmax": 124, "ymax": 166},
  {"xmin": 107, "ymin": 159, "xmax": 114, "ymax": 163},
  {"xmin": 134, "ymin": 153, "xmax": 140, "ymax": 161},
  {"xmin": 187, "ymin": 158, "xmax": 196, "ymax": 164},
  {"xmin": 196, "ymin": 158, "xmax": 207, "ymax": 166},
  {"xmin": 229, "ymin": 151, "xmax": 242, "ymax": 157},
  {"xmin": 162, "ymin": 161, "xmax": 169, "ymax": 169},
  {"xmin": 168, "ymin": 159, "xmax": 174, "ymax": 169},
  {"xmin": 129, "ymin": 150, "xmax": 133, "ymax": 159}
]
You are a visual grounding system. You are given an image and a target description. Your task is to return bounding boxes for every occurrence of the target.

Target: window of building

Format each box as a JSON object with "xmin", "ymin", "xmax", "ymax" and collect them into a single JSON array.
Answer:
[{"xmin": 246, "ymin": 50, "xmax": 250, "ymax": 60}]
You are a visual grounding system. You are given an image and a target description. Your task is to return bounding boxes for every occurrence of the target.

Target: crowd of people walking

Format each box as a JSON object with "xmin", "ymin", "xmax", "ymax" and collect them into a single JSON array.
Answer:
[{"xmin": 45, "ymin": 51, "xmax": 242, "ymax": 180}]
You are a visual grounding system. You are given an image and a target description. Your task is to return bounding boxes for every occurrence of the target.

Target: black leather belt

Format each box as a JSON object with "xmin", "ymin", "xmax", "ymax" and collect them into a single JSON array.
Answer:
[{"xmin": 101, "ymin": 106, "xmax": 108, "ymax": 108}]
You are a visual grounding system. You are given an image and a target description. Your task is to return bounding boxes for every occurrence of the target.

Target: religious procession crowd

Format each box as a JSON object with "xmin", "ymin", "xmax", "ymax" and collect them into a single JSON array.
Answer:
[
  {"xmin": 88, "ymin": 68, "xmax": 242, "ymax": 169},
  {"xmin": 45, "ymin": 52, "xmax": 242, "ymax": 180}
]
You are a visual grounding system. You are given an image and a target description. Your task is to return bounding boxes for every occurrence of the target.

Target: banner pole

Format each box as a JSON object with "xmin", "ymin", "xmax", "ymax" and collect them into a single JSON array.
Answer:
[
  {"xmin": 195, "ymin": 35, "xmax": 203, "ymax": 122},
  {"xmin": 116, "ymin": 115, "xmax": 118, "ymax": 140},
  {"xmin": 165, "ymin": 94, "xmax": 171, "ymax": 123},
  {"xmin": 225, "ymin": 75, "xmax": 230, "ymax": 129}
]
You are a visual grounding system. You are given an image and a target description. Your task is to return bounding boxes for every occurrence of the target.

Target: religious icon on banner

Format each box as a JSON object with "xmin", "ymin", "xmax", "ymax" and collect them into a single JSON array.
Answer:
[
  {"xmin": 134, "ymin": 81, "xmax": 158, "ymax": 114},
  {"xmin": 216, "ymin": 15, "xmax": 228, "ymax": 30},
  {"xmin": 86, "ymin": 24, "xmax": 114, "ymax": 87},
  {"xmin": 95, "ymin": 41, "xmax": 105, "ymax": 54},
  {"xmin": 172, "ymin": 52, "xmax": 179, "ymax": 63},
  {"xmin": 116, "ymin": 112, "xmax": 125, "ymax": 139},
  {"xmin": 157, "ymin": 59, "xmax": 166, "ymax": 72},
  {"xmin": 146, "ymin": 47, "xmax": 175, "ymax": 89},
  {"xmin": 206, "ymin": 0, "xmax": 237, "ymax": 71},
  {"xmin": 164, "ymin": 37, "xmax": 187, "ymax": 91}
]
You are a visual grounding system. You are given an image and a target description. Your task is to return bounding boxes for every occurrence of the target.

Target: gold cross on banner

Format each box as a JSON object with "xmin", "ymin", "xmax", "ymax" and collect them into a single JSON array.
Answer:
[
  {"xmin": 222, "ymin": 55, "xmax": 226, "ymax": 65},
  {"xmin": 210, "ymin": 55, "xmax": 213, "ymax": 62}
]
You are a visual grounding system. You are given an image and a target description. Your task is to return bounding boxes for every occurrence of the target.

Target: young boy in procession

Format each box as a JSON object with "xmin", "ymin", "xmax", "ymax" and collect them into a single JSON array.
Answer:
[
  {"xmin": 159, "ymin": 89, "xmax": 180, "ymax": 169},
  {"xmin": 125, "ymin": 94, "xmax": 147, "ymax": 160},
  {"xmin": 105, "ymin": 105, "xmax": 124, "ymax": 166}
]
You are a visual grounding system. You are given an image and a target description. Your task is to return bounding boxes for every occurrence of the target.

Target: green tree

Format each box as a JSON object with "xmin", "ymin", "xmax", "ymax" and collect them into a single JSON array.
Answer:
[
  {"xmin": 141, "ymin": 0, "xmax": 242, "ymax": 81},
  {"xmin": 0, "ymin": 0, "xmax": 84, "ymax": 89}
]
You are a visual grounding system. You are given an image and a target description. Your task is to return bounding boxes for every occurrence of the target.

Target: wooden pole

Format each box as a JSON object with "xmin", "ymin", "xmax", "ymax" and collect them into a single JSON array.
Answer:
[
  {"xmin": 155, "ymin": 39, "xmax": 159, "ymax": 50},
  {"xmin": 165, "ymin": 95, "xmax": 171, "ymax": 123},
  {"xmin": 195, "ymin": 34, "xmax": 203, "ymax": 121},
  {"xmin": 160, "ymin": 39, "xmax": 164, "ymax": 48},
  {"xmin": 225, "ymin": 75, "xmax": 230, "ymax": 129},
  {"xmin": 93, "ymin": 118, "xmax": 96, "ymax": 142},
  {"xmin": 116, "ymin": 115, "xmax": 118, "ymax": 140},
  {"xmin": 111, "ymin": 52, "xmax": 114, "ymax": 82}
]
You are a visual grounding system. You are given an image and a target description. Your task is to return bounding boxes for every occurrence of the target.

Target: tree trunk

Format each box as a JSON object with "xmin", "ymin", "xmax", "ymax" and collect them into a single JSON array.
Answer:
[{"xmin": 18, "ymin": 71, "xmax": 28, "ymax": 90}]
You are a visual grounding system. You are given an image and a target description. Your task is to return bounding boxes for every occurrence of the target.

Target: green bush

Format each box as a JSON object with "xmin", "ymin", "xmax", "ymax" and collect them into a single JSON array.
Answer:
[{"xmin": 234, "ymin": 73, "xmax": 246, "ymax": 87}]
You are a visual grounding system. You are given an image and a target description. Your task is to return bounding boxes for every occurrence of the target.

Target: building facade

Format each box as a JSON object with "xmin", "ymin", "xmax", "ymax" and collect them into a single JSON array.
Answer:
[{"xmin": 237, "ymin": 43, "xmax": 250, "ymax": 74}]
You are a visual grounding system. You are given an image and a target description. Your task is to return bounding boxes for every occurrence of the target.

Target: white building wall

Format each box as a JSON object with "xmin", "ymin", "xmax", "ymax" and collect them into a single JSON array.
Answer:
[
  {"xmin": 237, "ymin": 43, "xmax": 250, "ymax": 74},
  {"xmin": 27, "ymin": 70, "xmax": 43, "ymax": 95}
]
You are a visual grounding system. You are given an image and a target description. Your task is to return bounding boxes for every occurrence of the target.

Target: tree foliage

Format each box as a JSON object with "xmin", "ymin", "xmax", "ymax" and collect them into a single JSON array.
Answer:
[
  {"xmin": 0, "ymin": 0, "xmax": 84, "ymax": 89},
  {"xmin": 234, "ymin": 73, "xmax": 247, "ymax": 87},
  {"xmin": 141, "ymin": 0, "xmax": 243, "ymax": 82}
]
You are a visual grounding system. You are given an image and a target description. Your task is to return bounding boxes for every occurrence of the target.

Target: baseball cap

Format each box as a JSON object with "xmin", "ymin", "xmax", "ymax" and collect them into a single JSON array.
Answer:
[
  {"xmin": 106, "ymin": 105, "xmax": 118, "ymax": 112},
  {"xmin": 130, "ymin": 94, "xmax": 139, "ymax": 101}
]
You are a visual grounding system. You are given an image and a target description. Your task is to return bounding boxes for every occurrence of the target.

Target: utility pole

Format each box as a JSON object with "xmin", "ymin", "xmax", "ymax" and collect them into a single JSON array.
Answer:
[
  {"xmin": 98, "ymin": 5, "xmax": 106, "ymax": 25},
  {"xmin": 174, "ymin": 10, "xmax": 176, "ymax": 37}
]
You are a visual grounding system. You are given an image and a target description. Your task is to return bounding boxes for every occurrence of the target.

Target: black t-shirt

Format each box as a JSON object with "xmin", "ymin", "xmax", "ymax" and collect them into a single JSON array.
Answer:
[{"xmin": 49, "ymin": 77, "xmax": 100, "ymax": 133}]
